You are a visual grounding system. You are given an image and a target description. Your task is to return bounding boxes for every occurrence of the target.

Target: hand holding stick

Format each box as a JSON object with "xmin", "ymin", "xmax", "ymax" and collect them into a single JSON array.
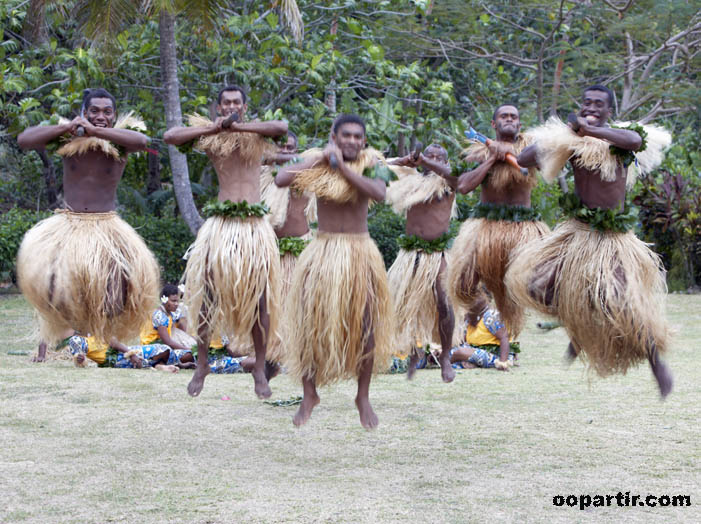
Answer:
[
  {"xmin": 464, "ymin": 127, "xmax": 528, "ymax": 175},
  {"xmin": 222, "ymin": 112, "xmax": 239, "ymax": 129}
]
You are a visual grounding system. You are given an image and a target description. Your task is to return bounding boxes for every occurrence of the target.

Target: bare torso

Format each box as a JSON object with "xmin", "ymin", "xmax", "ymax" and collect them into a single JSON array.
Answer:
[
  {"xmin": 317, "ymin": 197, "xmax": 371, "ymax": 234},
  {"xmin": 208, "ymin": 150, "xmax": 261, "ymax": 203},
  {"xmin": 405, "ymin": 192, "xmax": 455, "ymax": 240},
  {"xmin": 62, "ymin": 151, "xmax": 126, "ymax": 212},
  {"xmin": 480, "ymin": 175, "xmax": 532, "ymax": 207},
  {"xmin": 275, "ymin": 190, "xmax": 310, "ymax": 238},
  {"xmin": 572, "ymin": 161, "xmax": 627, "ymax": 210}
]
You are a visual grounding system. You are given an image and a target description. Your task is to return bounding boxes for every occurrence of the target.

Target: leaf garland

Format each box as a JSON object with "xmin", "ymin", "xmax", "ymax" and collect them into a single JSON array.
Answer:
[
  {"xmin": 277, "ymin": 236, "xmax": 310, "ymax": 257},
  {"xmin": 362, "ymin": 163, "xmax": 398, "ymax": 185},
  {"xmin": 397, "ymin": 231, "xmax": 455, "ymax": 253},
  {"xmin": 202, "ymin": 199, "xmax": 270, "ymax": 219},
  {"xmin": 559, "ymin": 192, "xmax": 638, "ymax": 233},
  {"xmin": 175, "ymin": 139, "xmax": 196, "ymax": 155},
  {"xmin": 609, "ymin": 122, "xmax": 648, "ymax": 167},
  {"xmin": 471, "ymin": 202, "xmax": 542, "ymax": 222},
  {"xmin": 473, "ymin": 342, "xmax": 521, "ymax": 355}
]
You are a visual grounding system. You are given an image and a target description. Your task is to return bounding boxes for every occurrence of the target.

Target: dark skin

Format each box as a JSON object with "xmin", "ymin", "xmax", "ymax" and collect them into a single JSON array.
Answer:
[
  {"xmin": 518, "ymin": 90, "xmax": 672, "ymax": 397},
  {"xmin": 276, "ymin": 122, "xmax": 386, "ymax": 429},
  {"xmin": 17, "ymin": 98, "xmax": 150, "ymax": 212},
  {"xmin": 388, "ymin": 146, "xmax": 456, "ymax": 382},
  {"xmin": 269, "ymin": 136, "xmax": 310, "ymax": 239},
  {"xmin": 155, "ymin": 294, "xmax": 191, "ymax": 351},
  {"xmin": 164, "ymin": 89, "xmax": 287, "ymax": 399}
]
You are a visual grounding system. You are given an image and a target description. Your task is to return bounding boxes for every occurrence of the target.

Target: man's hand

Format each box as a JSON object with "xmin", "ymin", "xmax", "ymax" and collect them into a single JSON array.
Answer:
[
  {"xmin": 130, "ymin": 354, "xmax": 144, "ymax": 368},
  {"xmin": 69, "ymin": 116, "xmax": 95, "ymax": 137},
  {"xmin": 390, "ymin": 154, "xmax": 417, "ymax": 168},
  {"xmin": 568, "ymin": 114, "xmax": 590, "ymax": 137},
  {"xmin": 323, "ymin": 143, "xmax": 344, "ymax": 168},
  {"xmin": 486, "ymin": 141, "xmax": 514, "ymax": 162},
  {"xmin": 494, "ymin": 359, "xmax": 510, "ymax": 371}
]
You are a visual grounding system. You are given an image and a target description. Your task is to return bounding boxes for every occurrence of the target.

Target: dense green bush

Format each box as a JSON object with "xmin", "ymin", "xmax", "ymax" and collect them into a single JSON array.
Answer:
[
  {"xmin": 368, "ymin": 203, "xmax": 406, "ymax": 268},
  {"xmin": 0, "ymin": 208, "xmax": 51, "ymax": 281}
]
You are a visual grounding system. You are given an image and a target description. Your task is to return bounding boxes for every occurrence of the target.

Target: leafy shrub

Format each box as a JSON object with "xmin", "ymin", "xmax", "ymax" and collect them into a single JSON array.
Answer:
[
  {"xmin": 368, "ymin": 203, "xmax": 405, "ymax": 268},
  {"xmin": 0, "ymin": 208, "xmax": 51, "ymax": 281}
]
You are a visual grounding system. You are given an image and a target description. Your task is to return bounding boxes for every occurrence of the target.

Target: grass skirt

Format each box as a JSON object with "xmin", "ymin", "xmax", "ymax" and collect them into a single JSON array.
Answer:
[
  {"xmin": 388, "ymin": 248, "xmax": 457, "ymax": 354},
  {"xmin": 505, "ymin": 218, "xmax": 669, "ymax": 376},
  {"xmin": 17, "ymin": 210, "xmax": 159, "ymax": 346},
  {"xmin": 286, "ymin": 232, "xmax": 393, "ymax": 387},
  {"xmin": 183, "ymin": 215, "xmax": 280, "ymax": 345},
  {"xmin": 447, "ymin": 217, "xmax": 549, "ymax": 337}
]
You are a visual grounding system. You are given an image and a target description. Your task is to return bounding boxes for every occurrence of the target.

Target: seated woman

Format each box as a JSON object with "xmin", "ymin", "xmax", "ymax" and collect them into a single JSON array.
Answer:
[
  {"xmin": 191, "ymin": 334, "xmax": 279, "ymax": 379},
  {"xmin": 448, "ymin": 291, "xmax": 519, "ymax": 371},
  {"xmin": 140, "ymin": 284, "xmax": 194, "ymax": 351},
  {"xmin": 68, "ymin": 334, "xmax": 184, "ymax": 372}
]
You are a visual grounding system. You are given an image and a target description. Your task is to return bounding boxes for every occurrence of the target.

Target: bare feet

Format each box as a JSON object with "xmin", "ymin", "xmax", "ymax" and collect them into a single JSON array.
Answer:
[
  {"xmin": 187, "ymin": 367, "xmax": 209, "ymax": 397},
  {"xmin": 178, "ymin": 362, "xmax": 196, "ymax": 370},
  {"xmin": 407, "ymin": 352, "xmax": 421, "ymax": 380},
  {"xmin": 355, "ymin": 396, "xmax": 379, "ymax": 430},
  {"xmin": 252, "ymin": 370, "xmax": 272, "ymax": 399},
  {"xmin": 439, "ymin": 353, "xmax": 455, "ymax": 383},
  {"xmin": 293, "ymin": 393, "xmax": 320, "ymax": 427},
  {"xmin": 155, "ymin": 364, "xmax": 179, "ymax": 374},
  {"xmin": 264, "ymin": 360, "xmax": 281, "ymax": 381}
]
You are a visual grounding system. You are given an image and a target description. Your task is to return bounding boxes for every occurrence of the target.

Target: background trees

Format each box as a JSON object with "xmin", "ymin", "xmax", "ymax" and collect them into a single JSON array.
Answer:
[{"xmin": 1, "ymin": 0, "xmax": 698, "ymax": 287}]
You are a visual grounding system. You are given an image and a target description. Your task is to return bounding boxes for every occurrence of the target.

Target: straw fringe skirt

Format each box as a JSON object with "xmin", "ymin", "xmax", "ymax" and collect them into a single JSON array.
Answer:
[
  {"xmin": 505, "ymin": 219, "xmax": 670, "ymax": 377},
  {"xmin": 388, "ymin": 248, "xmax": 457, "ymax": 354},
  {"xmin": 17, "ymin": 210, "xmax": 159, "ymax": 346},
  {"xmin": 183, "ymin": 215, "xmax": 280, "ymax": 345},
  {"xmin": 447, "ymin": 217, "xmax": 549, "ymax": 337},
  {"xmin": 286, "ymin": 232, "xmax": 393, "ymax": 387}
]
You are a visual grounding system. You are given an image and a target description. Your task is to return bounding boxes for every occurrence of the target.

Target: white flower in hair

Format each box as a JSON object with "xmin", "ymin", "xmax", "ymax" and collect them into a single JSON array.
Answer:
[{"xmin": 160, "ymin": 295, "xmax": 168, "ymax": 304}]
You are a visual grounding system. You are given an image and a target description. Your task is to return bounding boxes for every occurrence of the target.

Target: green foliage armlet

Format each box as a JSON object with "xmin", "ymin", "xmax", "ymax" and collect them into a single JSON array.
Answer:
[
  {"xmin": 175, "ymin": 140, "xmax": 196, "ymax": 155},
  {"xmin": 397, "ymin": 231, "xmax": 455, "ymax": 253},
  {"xmin": 272, "ymin": 155, "xmax": 302, "ymax": 178},
  {"xmin": 559, "ymin": 193, "xmax": 637, "ymax": 233},
  {"xmin": 609, "ymin": 123, "xmax": 648, "ymax": 167},
  {"xmin": 277, "ymin": 236, "xmax": 310, "ymax": 257},
  {"xmin": 450, "ymin": 162, "xmax": 470, "ymax": 177},
  {"xmin": 362, "ymin": 163, "xmax": 398, "ymax": 186},
  {"xmin": 471, "ymin": 202, "xmax": 542, "ymax": 222},
  {"xmin": 202, "ymin": 200, "xmax": 270, "ymax": 219}
]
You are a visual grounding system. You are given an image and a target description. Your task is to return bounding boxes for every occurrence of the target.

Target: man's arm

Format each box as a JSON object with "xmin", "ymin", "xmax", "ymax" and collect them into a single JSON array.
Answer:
[
  {"xmin": 264, "ymin": 152, "xmax": 299, "ymax": 166},
  {"xmin": 419, "ymin": 154, "xmax": 458, "ymax": 190},
  {"xmin": 326, "ymin": 144, "xmax": 386, "ymax": 201},
  {"xmin": 275, "ymin": 154, "xmax": 323, "ymax": 187},
  {"xmin": 229, "ymin": 120, "xmax": 288, "ymax": 138},
  {"xmin": 17, "ymin": 122, "xmax": 72, "ymax": 150},
  {"xmin": 163, "ymin": 118, "xmax": 225, "ymax": 146},
  {"xmin": 572, "ymin": 119, "xmax": 642, "ymax": 150},
  {"xmin": 84, "ymin": 121, "xmax": 150, "ymax": 152},
  {"xmin": 516, "ymin": 145, "xmax": 539, "ymax": 168},
  {"xmin": 456, "ymin": 156, "xmax": 496, "ymax": 194}
]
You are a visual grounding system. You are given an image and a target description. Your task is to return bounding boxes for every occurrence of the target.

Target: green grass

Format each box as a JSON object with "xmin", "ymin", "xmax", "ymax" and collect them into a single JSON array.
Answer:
[{"xmin": 0, "ymin": 294, "xmax": 699, "ymax": 523}]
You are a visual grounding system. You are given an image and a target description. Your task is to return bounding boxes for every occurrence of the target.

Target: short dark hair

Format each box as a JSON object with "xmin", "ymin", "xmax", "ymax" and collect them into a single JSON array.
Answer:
[
  {"xmin": 332, "ymin": 114, "xmax": 366, "ymax": 136},
  {"xmin": 287, "ymin": 130, "xmax": 298, "ymax": 145},
  {"xmin": 217, "ymin": 85, "xmax": 247, "ymax": 105},
  {"xmin": 81, "ymin": 88, "xmax": 116, "ymax": 113},
  {"xmin": 425, "ymin": 143, "xmax": 447, "ymax": 159},
  {"xmin": 161, "ymin": 284, "xmax": 179, "ymax": 298},
  {"xmin": 583, "ymin": 84, "xmax": 614, "ymax": 108},
  {"xmin": 492, "ymin": 103, "xmax": 519, "ymax": 121}
]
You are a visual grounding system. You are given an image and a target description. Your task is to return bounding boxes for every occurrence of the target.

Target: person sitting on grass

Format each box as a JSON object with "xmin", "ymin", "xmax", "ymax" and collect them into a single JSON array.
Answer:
[
  {"xmin": 448, "ymin": 291, "xmax": 518, "ymax": 371},
  {"xmin": 192, "ymin": 334, "xmax": 279, "ymax": 379},
  {"xmin": 32, "ymin": 328, "xmax": 77, "ymax": 362},
  {"xmin": 68, "ymin": 334, "xmax": 185, "ymax": 372},
  {"xmin": 140, "ymin": 284, "xmax": 193, "ymax": 351}
]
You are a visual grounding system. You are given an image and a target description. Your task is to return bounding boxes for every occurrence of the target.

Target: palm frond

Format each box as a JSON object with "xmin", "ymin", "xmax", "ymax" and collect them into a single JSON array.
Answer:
[
  {"xmin": 276, "ymin": 0, "xmax": 304, "ymax": 44},
  {"xmin": 74, "ymin": 0, "xmax": 139, "ymax": 43},
  {"xmin": 178, "ymin": 0, "xmax": 228, "ymax": 32}
]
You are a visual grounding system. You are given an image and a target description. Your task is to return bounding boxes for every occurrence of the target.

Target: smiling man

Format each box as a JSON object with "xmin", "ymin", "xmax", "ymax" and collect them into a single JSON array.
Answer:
[
  {"xmin": 275, "ymin": 114, "xmax": 394, "ymax": 429},
  {"xmin": 506, "ymin": 85, "xmax": 674, "ymax": 397},
  {"xmin": 164, "ymin": 84, "xmax": 288, "ymax": 400},
  {"xmin": 447, "ymin": 104, "xmax": 549, "ymax": 366},
  {"xmin": 16, "ymin": 88, "xmax": 159, "ymax": 348}
]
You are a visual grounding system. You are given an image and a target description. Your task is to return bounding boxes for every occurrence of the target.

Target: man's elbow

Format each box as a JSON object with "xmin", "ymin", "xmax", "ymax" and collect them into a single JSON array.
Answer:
[
  {"xmin": 274, "ymin": 121, "xmax": 289, "ymax": 136},
  {"xmin": 17, "ymin": 133, "xmax": 34, "ymax": 151},
  {"xmin": 163, "ymin": 129, "xmax": 179, "ymax": 145}
]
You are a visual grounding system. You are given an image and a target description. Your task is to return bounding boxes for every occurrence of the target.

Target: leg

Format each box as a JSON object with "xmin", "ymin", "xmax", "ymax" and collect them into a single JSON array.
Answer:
[
  {"xmin": 647, "ymin": 341, "xmax": 673, "ymax": 398},
  {"xmin": 250, "ymin": 290, "xmax": 272, "ymax": 399},
  {"xmin": 355, "ymin": 304, "xmax": 379, "ymax": 430},
  {"xmin": 434, "ymin": 256, "xmax": 456, "ymax": 383},
  {"xmin": 293, "ymin": 375, "xmax": 320, "ymax": 426},
  {"xmin": 104, "ymin": 268, "xmax": 128, "ymax": 317},
  {"xmin": 527, "ymin": 258, "xmax": 561, "ymax": 313},
  {"xmin": 564, "ymin": 342, "xmax": 578, "ymax": 365},
  {"xmin": 406, "ymin": 347, "xmax": 422, "ymax": 380},
  {"xmin": 187, "ymin": 304, "xmax": 212, "ymax": 397}
]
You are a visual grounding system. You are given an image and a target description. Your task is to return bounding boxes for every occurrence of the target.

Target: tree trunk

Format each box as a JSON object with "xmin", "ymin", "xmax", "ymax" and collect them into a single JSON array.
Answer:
[
  {"xmin": 146, "ymin": 149, "xmax": 161, "ymax": 195},
  {"xmin": 159, "ymin": 10, "xmax": 203, "ymax": 235},
  {"xmin": 37, "ymin": 148, "xmax": 57, "ymax": 208},
  {"xmin": 22, "ymin": 0, "xmax": 48, "ymax": 46}
]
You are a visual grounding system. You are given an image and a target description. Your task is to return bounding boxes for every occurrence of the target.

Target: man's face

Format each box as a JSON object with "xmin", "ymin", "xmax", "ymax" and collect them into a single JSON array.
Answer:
[
  {"xmin": 217, "ymin": 90, "xmax": 247, "ymax": 120},
  {"xmin": 86, "ymin": 97, "xmax": 116, "ymax": 128},
  {"xmin": 491, "ymin": 105, "xmax": 520, "ymax": 137},
  {"xmin": 332, "ymin": 122, "xmax": 366, "ymax": 161},
  {"xmin": 580, "ymin": 90, "xmax": 611, "ymax": 127},
  {"xmin": 281, "ymin": 135, "xmax": 297, "ymax": 154},
  {"xmin": 422, "ymin": 145, "xmax": 448, "ymax": 175}
]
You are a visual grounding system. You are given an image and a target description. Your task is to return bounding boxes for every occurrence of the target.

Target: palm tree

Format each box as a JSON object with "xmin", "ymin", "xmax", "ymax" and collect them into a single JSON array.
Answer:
[{"xmin": 43, "ymin": 0, "xmax": 303, "ymax": 234}]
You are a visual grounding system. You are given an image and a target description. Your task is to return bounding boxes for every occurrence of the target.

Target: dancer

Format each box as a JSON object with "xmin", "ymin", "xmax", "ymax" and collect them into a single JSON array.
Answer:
[
  {"xmin": 275, "ymin": 114, "xmax": 394, "ymax": 429},
  {"xmin": 386, "ymin": 144, "xmax": 458, "ymax": 381},
  {"xmin": 448, "ymin": 104, "xmax": 549, "ymax": 341},
  {"xmin": 163, "ymin": 84, "xmax": 287, "ymax": 398},
  {"xmin": 260, "ymin": 131, "xmax": 316, "ymax": 363},
  {"xmin": 508, "ymin": 85, "xmax": 673, "ymax": 396},
  {"xmin": 16, "ymin": 88, "xmax": 159, "ymax": 347}
]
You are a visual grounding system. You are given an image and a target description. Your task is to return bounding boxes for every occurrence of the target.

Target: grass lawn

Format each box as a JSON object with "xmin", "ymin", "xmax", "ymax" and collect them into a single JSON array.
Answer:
[{"xmin": 1, "ymin": 293, "xmax": 699, "ymax": 523}]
